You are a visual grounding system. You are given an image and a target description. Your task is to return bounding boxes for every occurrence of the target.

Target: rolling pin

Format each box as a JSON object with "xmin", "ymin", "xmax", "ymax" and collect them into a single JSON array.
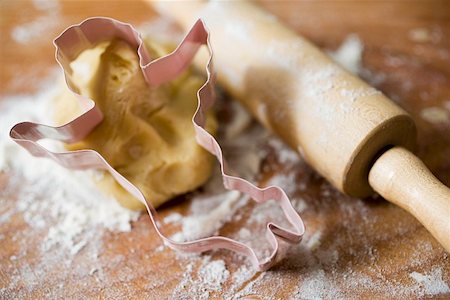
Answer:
[{"xmin": 150, "ymin": 1, "xmax": 450, "ymax": 252}]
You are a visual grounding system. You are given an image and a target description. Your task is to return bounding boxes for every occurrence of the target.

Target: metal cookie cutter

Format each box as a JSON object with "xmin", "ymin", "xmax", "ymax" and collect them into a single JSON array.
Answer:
[{"xmin": 9, "ymin": 17, "xmax": 305, "ymax": 271}]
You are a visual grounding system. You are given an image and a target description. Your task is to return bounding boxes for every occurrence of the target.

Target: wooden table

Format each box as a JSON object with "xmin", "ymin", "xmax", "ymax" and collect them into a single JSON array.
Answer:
[{"xmin": 1, "ymin": 1, "xmax": 449, "ymax": 299}]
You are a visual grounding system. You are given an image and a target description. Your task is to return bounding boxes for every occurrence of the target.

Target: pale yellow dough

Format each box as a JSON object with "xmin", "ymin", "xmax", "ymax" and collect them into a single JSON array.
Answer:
[{"xmin": 54, "ymin": 39, "xmax": 217, "ymax": 210}]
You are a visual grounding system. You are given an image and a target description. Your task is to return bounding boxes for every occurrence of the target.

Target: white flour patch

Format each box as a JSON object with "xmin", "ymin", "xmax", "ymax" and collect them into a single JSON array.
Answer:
[
  {"xmin": 199, "ymin": 259, "xmax": 230, "ymax": 290},
  {"xmin": 11, "ymin": 2, "xmax": 60, "ymax": 44},
  {"xmin": 170, "ymin": 189, "xmax": 246, "ymax": 243},
  {"xmin": 328, "ymin": 34, "xmax": 364, "ymax": 75},
  {"xmin": 420, "ymin": 106, "xmax": 449, "ymax": 124},
  {"xmin": 0, "ymin": 73, "xmax": 139, "ymax": 296},
  {"xmin": 410, "ymin": 268, "xmax": 450, "ymax": 296}
]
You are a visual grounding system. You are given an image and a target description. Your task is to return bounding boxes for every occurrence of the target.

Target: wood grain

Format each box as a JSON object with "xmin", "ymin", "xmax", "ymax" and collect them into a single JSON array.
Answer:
[{"xmin": 1, "ymin": 1, "xmax": 449, "ymax": 299}]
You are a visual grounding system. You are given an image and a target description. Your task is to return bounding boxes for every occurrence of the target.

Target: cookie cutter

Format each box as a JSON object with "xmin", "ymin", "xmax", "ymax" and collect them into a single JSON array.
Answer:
[{"xmin": 9, "ymin": 17, "xmax": 305, "ymax": 271}]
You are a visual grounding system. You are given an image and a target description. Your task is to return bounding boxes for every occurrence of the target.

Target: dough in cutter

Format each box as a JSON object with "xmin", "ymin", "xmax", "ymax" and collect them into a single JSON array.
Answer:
[{"xmin": 54, "ymin": 38, "xmax": 217, "ymax": 210}]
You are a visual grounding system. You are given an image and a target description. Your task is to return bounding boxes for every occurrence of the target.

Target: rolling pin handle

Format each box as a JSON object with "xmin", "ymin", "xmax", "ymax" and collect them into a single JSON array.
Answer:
[{"xmin": 369, "ymin": 146, "xmax": 450, "ymax": 252}]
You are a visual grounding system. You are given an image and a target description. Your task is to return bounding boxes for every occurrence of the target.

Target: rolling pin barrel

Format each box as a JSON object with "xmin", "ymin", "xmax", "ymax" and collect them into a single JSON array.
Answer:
[
  {"xmin": 152, "ymin": 1, "xmax": 450, "ymax": 252},
  {"xmin": 154, "ymin": 1, "xmax": 417, "ymax": 197}
]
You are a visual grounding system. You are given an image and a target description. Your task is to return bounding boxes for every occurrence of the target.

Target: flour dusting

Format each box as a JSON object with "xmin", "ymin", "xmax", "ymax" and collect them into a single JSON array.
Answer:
[
  {"xmin": 328, "ymin": 34, "xmax": 364, "ymax": 75},
  {"xmin": 2, "ymin": 12, "xmax": 449, "ymax": 298},
  {"xmin": 410, "ymin": 268, "xmax": 450, "ymax": 296},
  {"xmin": 11, "ymin": 1, "xmax": 60, "ymax": 45},
  {"xmin": 420, "ymin": 106, "xmax": 449, "ymax": 124},
  {"xmin": 0, "ymin": 73, "xmax": 140, "ymax": 296},
  {"xmin": 0, "ymin": 74, "xmax": 140, "ymax": 252}
]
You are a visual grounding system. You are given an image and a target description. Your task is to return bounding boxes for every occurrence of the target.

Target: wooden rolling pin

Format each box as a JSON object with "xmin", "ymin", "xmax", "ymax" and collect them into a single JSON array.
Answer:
[{"xmin": 150, "ymin": 1, "xmax": 450, "ymax": 251}]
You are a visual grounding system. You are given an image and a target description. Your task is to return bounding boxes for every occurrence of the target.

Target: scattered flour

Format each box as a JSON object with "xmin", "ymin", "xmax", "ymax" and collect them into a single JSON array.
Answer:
[
  {"xmin": 199, "ymin": 259, "xmax": 230, "ymax": 290},
  {"xmin": 0, "ymin": 73, "xmax": 140, "ymax": 254},
  {"xmin": 408, "ymin": 28, "xmax": 431, "ymax": 43},
  {"xmin": 410, "ymin": 268, "xmax": 450, "ymax": 296},
  {"xmin": 225, "ymin": 100, "xmax": 253, "ymax": 139},
  {"xmin": 328, "ymin": 34, "xmax": 364, "ymax": 75},
  {"xmin": 170, "ymin": 189, "xmax": 245, "ymax": 242},
  {"xmin": 11, "ymin": 1, "xmax": 61, "ymax": 44},
  {"xmin": 339, "ymin": 87, "xmax": 381, "ymax": 103},
  {"xmin": 420, "ymin": 106, "xmax": 449, "ymax": 124},
  {"xmin": 327, "ymin": 34, "xmax": 389, "ymax": 108},
  {"xmin": 266, "ymin": 170, "xmax": 298, "ymax": 197},
  {"xmin": 167, "ymin": 100, "xmax": 301, "ymax": 262},
  {"xmin": 136, "ymin": 25, "xmax": 450, "ymax": 299},
  {"xmin": 293, "ymin": 269, "xmax": 346, "ymax": 300},
  {"xmin": 32, "ymin": 0, "xmax": 60, "ymax": 11},
  {"xmin": 138, "ymin": 17, "xmax": 184, "ymax": 45},
  {"xmin": 0, "ymin": 73, "xmax": 145, "ymax": 298},
  {"xmin": 267, "ymin": 137, "xmax": 299, "ymax": 165},
  {"xmin": 2, "ymin": 16, "xmax": 449, "ymax": 298},
  {"xmin": 163, "ymin": 212, "xmax": 183, "ymax": 224},
  {"xmin": 305, "ymin": 230, "xmax": 322, "ymax": 251},
  {"xmin": 170, "ymin": 258, "xmax": 231, "ymax": 300}
]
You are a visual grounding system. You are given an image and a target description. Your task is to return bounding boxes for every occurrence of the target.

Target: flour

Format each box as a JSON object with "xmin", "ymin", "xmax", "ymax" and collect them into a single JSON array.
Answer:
[
  {"xmin": 167, "ymin": 100, "xmax": 295, "ymax": 249},
  {"xmin": 408, "ymin": 28, "xmax": 432, "ymax": 43},
  {"xmin": 305, "ymin": 230, "xmax": 322, "ymax": 251},
  {"xmin": 199, "ymin": 259, "xmax": 230, "ymax": 290},
  {"xmin": 163, "ymin": 212, "xmax": 183, "ymax": 224},
  {"xmin": 11, "ymin": 1, "xmax": 60, "ymax": 45},
  {"xmin": 267, "ymin": 137, "xmax": 299, "ymax": 165},
  {"xmin": 0, "ymin": 73, "xmax": 140, "ymax": 255},
  {"xmin": 293, "ymin": 269, "xmax": 346, "ymax": 300},
  {"xmin": 32, "ymin": 0, "xmax": 60, "ymax": 11},
  {"xmin": 410, "ymin": 268, "xmax": 450, "ymax": 296},
  {"xmin": 3, "ymin": 12, "xmax": 450, "ymax": 298},
  {"xmin": 138, "ymin": 17, "xmax": 184, "ymax": 45},
  {"xmin": 170, "ymin": 189, "xmax": 245, "ymax": 243},
  {"xmin": 169, "ymin": 257, "xmax": 231, "ymax": 300},
  {"xmin": 420, "ymin": 106, "xmax": 449, "ymax": 124},
  {"xmin": 339, "ymin": 87, "xmax": 380, "ymax": 102},
  {"xmin": 225, "ymin": 100, "xmax": 253, "ymax": 139},
  {"xmin": 327, "ymin": 34, "xmax": 388, "ymax": 106},
  {"xmin": 328, "ymin": 34, "xmax": 364, "ymax": 75}
]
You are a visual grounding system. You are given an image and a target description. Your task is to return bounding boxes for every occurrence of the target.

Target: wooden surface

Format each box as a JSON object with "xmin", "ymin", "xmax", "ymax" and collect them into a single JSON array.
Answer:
[{"xmin": 1, "ymin": 1, "xmax": 450, "ymax": 299}]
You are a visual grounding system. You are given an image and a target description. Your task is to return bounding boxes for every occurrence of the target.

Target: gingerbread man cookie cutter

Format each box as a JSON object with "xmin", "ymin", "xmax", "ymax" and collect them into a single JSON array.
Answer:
[{"xmin": 10, "ymin": 17, "xmax": 305, "ymax": 271}]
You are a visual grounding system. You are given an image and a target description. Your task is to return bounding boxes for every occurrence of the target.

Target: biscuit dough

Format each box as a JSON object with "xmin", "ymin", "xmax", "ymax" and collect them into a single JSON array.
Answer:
[{"xmin": 54, "ymin": 38, "xmax": 217, "ymax": 210}]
